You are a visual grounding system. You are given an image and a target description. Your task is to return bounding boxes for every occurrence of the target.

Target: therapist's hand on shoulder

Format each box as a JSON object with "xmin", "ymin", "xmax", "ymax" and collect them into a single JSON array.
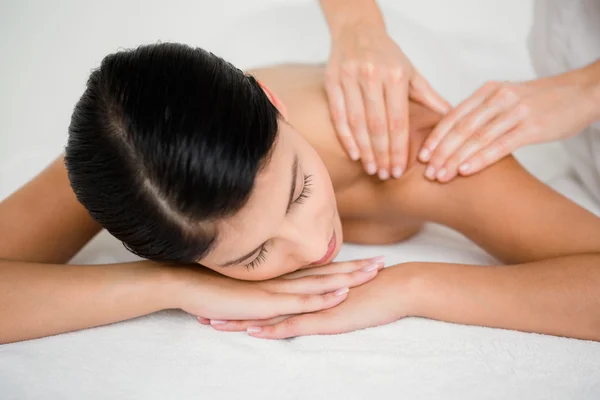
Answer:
[
  {"xmin": 420, "ymin": 60, "xmax": 600, "ymax": 182},
  {"xmin": 319, "ymin": 0, "xmax": 450, "ymax": 180}
]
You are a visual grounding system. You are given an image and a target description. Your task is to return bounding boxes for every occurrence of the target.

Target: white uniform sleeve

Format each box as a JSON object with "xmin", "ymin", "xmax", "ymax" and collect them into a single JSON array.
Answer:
[{"xmin": 528, "ymin": 0, "xmax": 600, "ymax": 203}]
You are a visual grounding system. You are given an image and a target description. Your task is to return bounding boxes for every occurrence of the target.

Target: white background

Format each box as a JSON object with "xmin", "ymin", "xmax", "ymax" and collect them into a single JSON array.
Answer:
[{"xmin": 0, "ymin": 0, "xmax": 535, "ymax": 197}]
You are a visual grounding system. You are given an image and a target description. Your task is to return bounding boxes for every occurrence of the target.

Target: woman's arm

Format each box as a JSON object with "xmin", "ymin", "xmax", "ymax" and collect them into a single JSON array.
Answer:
[
  {"xmin": 387, "ymin": 132, "xmax": 600, "ymax": 340},
  {"xmin": 0, "ymin": 259, "xmax": 173, "ymax": 344},
  {"xmin": 203, "ymin": 122, "xmax": 600, "ymax": 340},
  {"xmin": 0, "ymin": 157, "xmax": 172, "ymax": 343},
  {"xmin": 227, "ymin": 156, "xmax": 600, "ymax": 340},
  {"xmin": 408, "ymin": 253, "xmax": 600, "ymax": 341},
  {"xmin": 392, "ymin": 151, "xmax": 600, "ymax": 264},
  {"xmin": 0, "ymin": 158, "xmax": 370, "ymax": 343},
  {"xmin": 219, "ymin": 254, "xmax": 600, "ymax": 341},
  {"xmin": 0, "ymin": 157, "xmax": 102, "ymax": 263}
]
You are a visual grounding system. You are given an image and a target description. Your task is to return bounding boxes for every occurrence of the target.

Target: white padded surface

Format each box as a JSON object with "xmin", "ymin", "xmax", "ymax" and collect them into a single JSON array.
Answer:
[{"xmin": 1, "ymin": 1, "xmax": 599, "ymax": 399}]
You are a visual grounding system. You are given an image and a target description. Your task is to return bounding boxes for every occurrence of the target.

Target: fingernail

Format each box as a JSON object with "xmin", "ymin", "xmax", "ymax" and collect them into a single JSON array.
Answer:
[
  {"xmin": 419, "ymin": 148, "xmax": 431, "ymax": 162},
  {"xmin": 392, "ymin": 166, "xmax": 403, "ymax": 179},
  {"xmin": 210, "ymin": 320, "xmax": 227, "ymax": 325},
  {"xmin": 247, "ymin": 327, "xmax": 262, "ymax": 333},
  {"xmin": 349, "ymin": 149, "xmax": 360, "ymax": 161},
  {"xmin": 378, "ymin": 169, "xmax": 389, "ymax": 180},
  {"xmin": 425, "ymin": 166, "xmax": 436, "ymax": 180},
  {"xmin": 361, "ymin": 263, "xmax": 379, "ymax": 272},
  {"xmin": 334, "ymin": 287, "xmax": 350, "ymax": 296},
  {"xmin": 436, "ymin": 168, "xmax": 447, "ymax": 180},
  {"xmin": 369, "ymin": 255, "xmax": 385, "ymax": 263},
  {"xmin": 366, "ymin": 162, "xmax": 377, "ymax": 175},
  {"xmin": 459, "ymin": 164, "xmax": 470, "ymax": 174}
]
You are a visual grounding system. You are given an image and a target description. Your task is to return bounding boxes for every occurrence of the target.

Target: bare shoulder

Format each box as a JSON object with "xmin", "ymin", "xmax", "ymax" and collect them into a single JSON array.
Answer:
[
  {"xmin": 248, "ymin": 64, "xmax": 364, "ymax": 189},
  {"xmin": 248, "ymin": 64, "xmax": 447, "ymax": 244},
  {"xmin": 336, "ymin": 125, "xmax": 436, "ymax": 244}
]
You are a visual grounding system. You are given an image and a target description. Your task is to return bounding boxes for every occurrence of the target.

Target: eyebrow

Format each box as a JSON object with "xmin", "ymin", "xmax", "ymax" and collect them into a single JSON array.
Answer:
[{"xmin": 217, "ymin": 153, "xmax": 299, "ymax": 267}]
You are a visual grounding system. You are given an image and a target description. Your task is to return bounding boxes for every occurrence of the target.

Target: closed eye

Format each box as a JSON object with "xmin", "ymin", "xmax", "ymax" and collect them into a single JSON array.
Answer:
[
  {"xmin": 245, "ymin": 245, "xmax": 268, "ymax": 270},
  {"xmin": 293, "ymin": 174, "xmax": 313, "ymax": 205},
  {"xmin": 244, "ymin": 174, "xmax": 313, "ymax": 270}
]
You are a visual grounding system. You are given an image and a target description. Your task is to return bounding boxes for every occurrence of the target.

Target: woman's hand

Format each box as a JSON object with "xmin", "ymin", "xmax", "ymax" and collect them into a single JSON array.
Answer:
[
  {"xmin": 169, "ymin": 256, "xmax": 385, "ymax": 322},
  {"xmin": 419, "ymin": 63, "xmax": 600, "ymax": 182},
  {"xmin": 204, "ymin": 264, "xmax": 417, "ymax": 339},
  {"xmin": 325, "ymin": 25, "xmax": 450, "ymax": 181}
]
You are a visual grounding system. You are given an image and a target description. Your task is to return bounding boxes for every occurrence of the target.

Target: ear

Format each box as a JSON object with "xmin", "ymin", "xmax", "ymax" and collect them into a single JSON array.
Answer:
[{"xmin": 256, "ymin": 79, "xmax": 289, "ymax": 119}]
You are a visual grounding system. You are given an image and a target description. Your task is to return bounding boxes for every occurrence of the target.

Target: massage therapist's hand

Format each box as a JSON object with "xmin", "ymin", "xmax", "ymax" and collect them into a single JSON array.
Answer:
[
  {"xmin": 169, "ymin": 257, "xmax": 384, "ymax": 323},
  {"xmin": 420, "ymin": 61, "xmax": 600, "ymax": 182},
  {"xmin": 206, "ymin": 264, "xmax": 417, "ymax": 339},
  {"xmin": 324, "ymin": 17, "xmax": 450, "ymax": 181}
]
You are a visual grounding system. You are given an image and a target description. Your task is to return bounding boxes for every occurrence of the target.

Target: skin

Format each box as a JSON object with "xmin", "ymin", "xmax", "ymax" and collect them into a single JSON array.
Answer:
[
  {"xmin": 207, "ymin": 65, "xmax": 600, "ymax": 339},
  {"xmin": 319, "ymin": 1, "xmax": 600, "ymax": 186},
  {"xmin": 319, "ymin": 0, "xmax": 450, "ymax": 179},
  {"xmin": 0, "ymin": 157, "xmax": 384, "ymax": 344},
  {"xmin": 200, "ymin": 65, "xmax": 441, "ymax": 281},
  {"xmin": 420, "ymin": 59, "xmax": 600, "ymax": 182},
  {"xmin": 1, "ymin": 64, "xmax": 600, "ymax": 343}
]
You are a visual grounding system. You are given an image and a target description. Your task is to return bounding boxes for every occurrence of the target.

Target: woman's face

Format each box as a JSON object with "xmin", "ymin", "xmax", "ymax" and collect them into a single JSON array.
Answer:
[{"xmin": 199, "ymin": 120, "xmax": 342, "ymax": 281}]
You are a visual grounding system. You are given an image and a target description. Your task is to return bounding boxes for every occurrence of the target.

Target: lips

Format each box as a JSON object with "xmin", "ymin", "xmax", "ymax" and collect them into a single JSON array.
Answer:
[{"xmin": 310, "ymin": 231, "xmax": 337, "ymax": 266}]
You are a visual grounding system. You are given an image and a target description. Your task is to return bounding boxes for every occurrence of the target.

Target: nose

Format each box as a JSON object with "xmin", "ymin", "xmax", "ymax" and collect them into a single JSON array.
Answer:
[{"xmin": 280, "ymin": 218, "xmax": 330, "ymax": 265}]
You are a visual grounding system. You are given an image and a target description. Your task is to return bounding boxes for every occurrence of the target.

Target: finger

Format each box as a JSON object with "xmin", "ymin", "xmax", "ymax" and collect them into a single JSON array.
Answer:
[
  {"xmin": 196, "ymin": 316, "xmax": 210, "ymax": 325},
  {"xmin": 272, "ymin": 287, "xmax": 350, "ymax": 317},
  {"xmin": 419, "ymin": 81, "xmax": 501, "ymax": 164},
  {"xmin": 358, "ymin": 64, "xmax": 390, "ymax": 179},
  {"xmin": 410, "ymin": 71, "xmax": 451, "ymax": 114},
  {"xmin": 427, "ymin": 97, "xmax": 508, "ymax": 180},
  {"xmin": 211, "ymin": 315, "xmax": 290, "ymax": 332},
  {"xmin": 325, "ymin": 78, "xmax": 360, "ymax": 161},
  {"xmin": 384, "ymin": 69, "xmax": 409, "ymax": 179},
  {"xmin": 280, "ymin": 255, "xmax": 385, "ymax": 279},
  {"xmin": 246, "ymin": 311, "xmax": 342, "ymax": 339},
  {"xmin": 341, "ymin": 68, "xmax": 376, "ymax": 175},
  {"xmin": 270, "ymin": 264, "xmax": 382, "ymax": 295},
  {"xmin": 458, "ymin": 126, "xmax": 524, "ymax": 176},
  {"xmin": 438, "ymin": 106, "xmax": 524, "ymax": 182}
]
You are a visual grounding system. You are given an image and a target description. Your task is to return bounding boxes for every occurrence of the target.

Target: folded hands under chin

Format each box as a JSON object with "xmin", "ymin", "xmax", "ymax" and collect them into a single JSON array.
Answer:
[{"xmin": 201, "ymin": 264, "xmax": 420, "ymax": 340}]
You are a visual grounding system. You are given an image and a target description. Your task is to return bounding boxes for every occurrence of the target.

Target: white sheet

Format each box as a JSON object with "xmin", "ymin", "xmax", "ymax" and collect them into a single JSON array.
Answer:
[{"xmin": 1, "ymin": 1, "xmax": 600, "ymax": 399}]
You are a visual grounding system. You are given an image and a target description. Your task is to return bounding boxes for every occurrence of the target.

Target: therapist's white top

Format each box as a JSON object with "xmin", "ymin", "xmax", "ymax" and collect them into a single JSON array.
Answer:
[{"xmin": 529, "ymin": 0, "xmax": 600, "ymax": 202}]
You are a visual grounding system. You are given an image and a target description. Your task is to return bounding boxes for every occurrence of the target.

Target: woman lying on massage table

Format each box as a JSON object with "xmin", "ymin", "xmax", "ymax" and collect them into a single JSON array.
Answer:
[{"xmin": 1, "ymin": 43, "xmax": 599, "ymax": 344}]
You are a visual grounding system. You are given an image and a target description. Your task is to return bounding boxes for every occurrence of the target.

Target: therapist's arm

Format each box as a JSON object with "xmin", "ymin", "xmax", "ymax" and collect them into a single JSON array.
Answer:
[
  {"xmin": 586, "ymin": 59, "xmax": 600, "ymax": 112},
  {"xmin": 421, "ymin": 58, "xmax": 600, "ymax": 181},
  {"xmin": 319, "ymin": 0, "xmax": 450, "ymax": 179},
  {"xmin": 319, "ymin": 0, "xmax": 386, "ymax": 36}
]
